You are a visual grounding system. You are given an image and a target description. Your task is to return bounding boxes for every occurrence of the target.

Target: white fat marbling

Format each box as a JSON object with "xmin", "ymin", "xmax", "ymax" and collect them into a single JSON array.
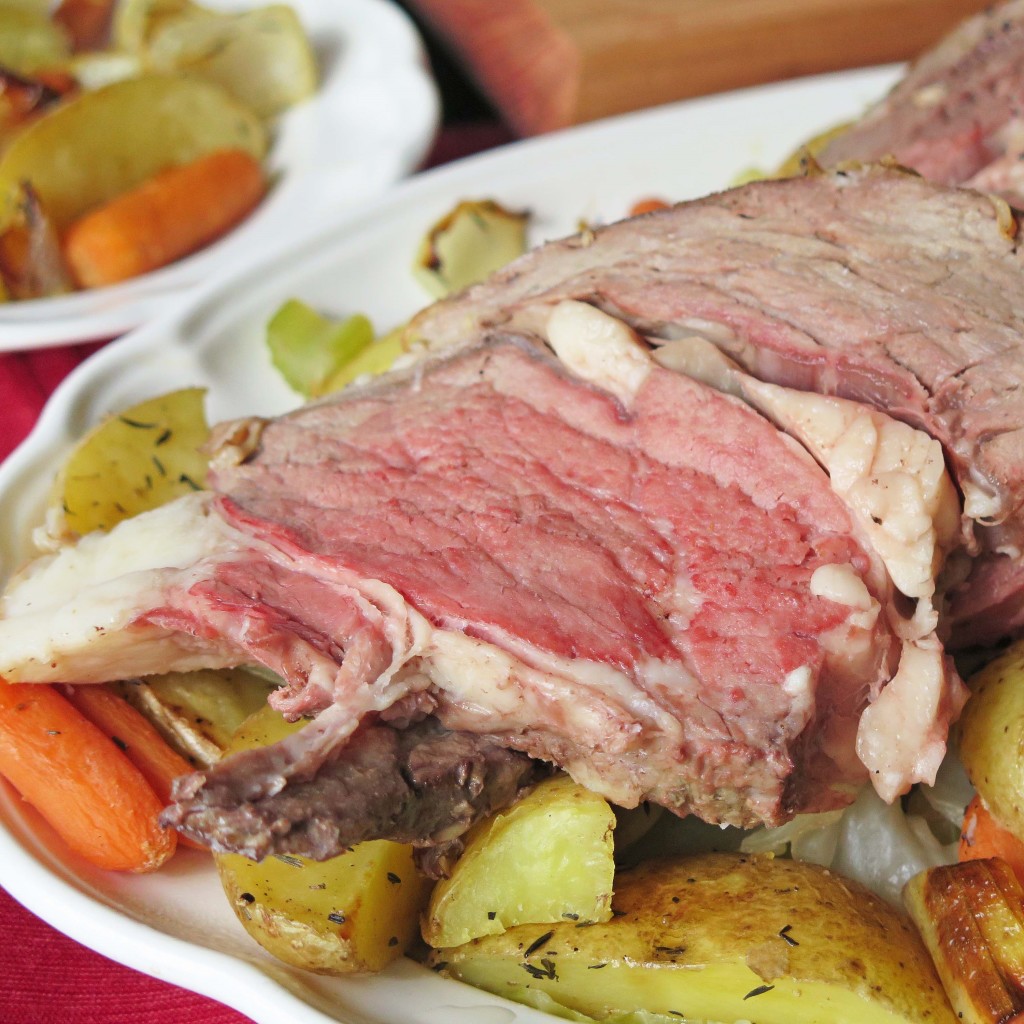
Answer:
[{"xmin": 545, "ymin": 300, "xmax": 652, "ymax": 403}]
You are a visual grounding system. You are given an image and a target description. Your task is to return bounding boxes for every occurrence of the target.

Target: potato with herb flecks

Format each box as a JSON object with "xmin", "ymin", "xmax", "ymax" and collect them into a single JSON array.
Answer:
[
  {"xmin": 46, "ymin": 386, "xmax": 209, "ymax": 539},
  {"xmin": 214, "ymin": 703, "xmax": 433, "ymax": 973},
  {"xmin": 422, "ymin": 775, "xmax": 615, "ymax": 949},
  {"xmin": 432, "ymin": 853, "xmax": 956, "ymax": 1024}
]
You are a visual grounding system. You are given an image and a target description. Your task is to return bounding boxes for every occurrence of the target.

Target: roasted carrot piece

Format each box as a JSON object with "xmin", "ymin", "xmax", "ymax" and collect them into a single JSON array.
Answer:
[
  {"xmin": 62, "ymin": 148, "xmax": 266, "ymax": 289},
  {"xmin": 0, "ymin": 682, "xmax": 176, "ymax": 872},
  {"xmin": 66, "ymin": 684, "xmax": 206, "ymax": 851},
  {"xmin": 628, "ymin": 197, "xmax": 671, "ymax": 216},
  {"xmin": 959, "ymin": 793, "xmax": 1024, "ymax": 886},
  {"xmin": 65, "ymin": 685, "xmax": 194, "ymax": 803}
]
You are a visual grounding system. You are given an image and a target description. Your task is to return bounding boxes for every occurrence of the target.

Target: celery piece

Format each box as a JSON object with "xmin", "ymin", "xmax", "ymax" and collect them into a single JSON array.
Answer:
[
  {"xmin": 266, "ymin": 298, "xmax": 374, "ymax": 398},
  {"xmin": 322, "ymin": 326, "xmax": 405, "ymax": 394}
]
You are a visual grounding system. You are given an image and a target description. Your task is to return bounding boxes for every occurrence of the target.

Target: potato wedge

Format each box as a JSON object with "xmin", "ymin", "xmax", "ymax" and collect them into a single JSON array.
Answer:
[
  {"xmin": 959, "ymin": 641, "xmax": 1024, "ymax": 840},
  {"xmin": 0, "ymin": 73, "xmax": 265, "ymax": 232},
  {"xmin": 433, "ymin": 853, "xmax": 956, "ymax": 1024},
  {"xmin": 422, "ymin": 775, "xmax": 615, "ymax": 949},
  {"xmin": 905, "ymin": 858, "xmax": 1024, "ymax": 1024},
  {"xmin": 215, "ymin": 704, "xmax": 433, "ymax": 973},
  {"xmin": 46, "ymin": 386, "xmax": 209, "ymax": 539}
]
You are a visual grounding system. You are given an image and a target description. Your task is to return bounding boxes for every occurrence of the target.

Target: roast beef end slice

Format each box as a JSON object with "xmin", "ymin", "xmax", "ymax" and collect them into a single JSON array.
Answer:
[{"xmin": 162, "ymin": 717, "xmax": 543, "ymax": 867}]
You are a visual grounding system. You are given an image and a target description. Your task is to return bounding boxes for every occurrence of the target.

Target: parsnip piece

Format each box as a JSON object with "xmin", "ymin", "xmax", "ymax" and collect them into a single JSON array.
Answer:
[
  {"xmin": 112, "ymin": 668, "xmax": 276, "ymax": 768},
  {"xmin": 434, "ymin": 853, "xmax": 956, "ymax": 1024},
  {"xmin": 215, "ymin": 704, "xmax": 432, "ymax": 973},
  {"xmin": 145, "ymin": 5, "xmax": 317, "ymax": 119},
  {"xmin": 422, "ymin": 775, "xmax": 615, "ymax": 949},
  {"xmin": 413, "ymin": 199, "xmax": 528, "ymax": 299},
  {"xmin": 218, "ymin": 842, "xmax": 431, "ymax": 974},
  {"xmin": 905, "ymin": 858, "xmax": 1024, "ymax": 1024}
]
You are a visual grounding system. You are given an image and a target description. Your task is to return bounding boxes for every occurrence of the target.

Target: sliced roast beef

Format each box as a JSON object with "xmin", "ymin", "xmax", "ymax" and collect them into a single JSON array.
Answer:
[
  {"xmin": 164, "ymin": 715, "xmax": 541, "ymax": 873},
  {"xmin": 408, "ymin": 166, "xmax": 1024, "ymax": 646},
  {"xmin": 816, "ymin": 0, "xmax": 1024, "ymax": 207},
  {"xmin": 0, "ymin": 325, "xmax": 952, "ymax": 837}
]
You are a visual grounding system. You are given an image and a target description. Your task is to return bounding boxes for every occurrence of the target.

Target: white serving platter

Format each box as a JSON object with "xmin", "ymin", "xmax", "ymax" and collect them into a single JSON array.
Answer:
[
  {"xmin": 0, "ymin": 0, "xmax": 440, "ymax": 352},
  {"xmin": 0, "ymin": 63, "xmax": 899, "ymax": 1024}
]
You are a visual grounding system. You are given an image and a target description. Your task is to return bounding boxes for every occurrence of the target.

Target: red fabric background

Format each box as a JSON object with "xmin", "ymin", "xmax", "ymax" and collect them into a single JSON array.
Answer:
[{"xmin": 0, "ymin": 119, "xmax": 513, "ymax": 1024}]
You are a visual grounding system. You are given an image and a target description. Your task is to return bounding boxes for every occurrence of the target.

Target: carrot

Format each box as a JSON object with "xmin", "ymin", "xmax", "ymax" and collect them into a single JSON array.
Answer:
[
  {"xmin": 66, "ymin": 684, "xmax": 207, "ymax": 852},
  {"xmin": 0, "ymin": 682, "xmax": 176, "ymax": 872},
  {"xmin": 959, "ymin": 793, "xmax": 1024, "ymax": 886},
  {"xmin": 65, "ymin": 685, "xmax": 193, "ymax": 803},
  {"xmin": 62, "ymin": 148, "xmax": 266, "ymax": 289},
  {"xmin": 628, "ymin": 196, "xmax": 671, "ymax": 217}
]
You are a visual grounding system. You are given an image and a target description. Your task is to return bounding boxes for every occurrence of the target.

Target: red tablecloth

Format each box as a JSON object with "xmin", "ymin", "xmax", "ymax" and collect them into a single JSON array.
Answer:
[{"xmin": 0, "ymin": 119, "xmax": 513, "ymax": 1024}]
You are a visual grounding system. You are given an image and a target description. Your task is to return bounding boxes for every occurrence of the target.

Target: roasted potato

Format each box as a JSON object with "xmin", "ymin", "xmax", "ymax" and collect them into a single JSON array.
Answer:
[
  {"xmin": 422, "ymin": 775, "xmax": 615, "ymax": 949},
  {"xmin": 906, "ymin": 858, "xmax": 1024, "ymax": 1024},
  {"xmin": 0, "ymin": 73, "xmax": 266, "ymax": 232},
  {"xmin": 45, "ymin": 386, "xmax": 210, "ymax": 539},
  {"xmin": 433, "ymin": 853, "xmax": 956, "ymax": 1024},
  {"xmin": 958, "ymin": 641, "xmax": 1024, "ymax": 840},
  {"xmin": 215, "ymin": 703, "xmax": 433, "ymax": 973},
  {"xmin": 218, "ymin": 842, "xmax": 432, "ymax": 975}
]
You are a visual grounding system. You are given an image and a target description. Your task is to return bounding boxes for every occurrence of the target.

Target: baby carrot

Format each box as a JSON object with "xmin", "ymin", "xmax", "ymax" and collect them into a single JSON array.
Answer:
[
  {"xmin": 62, "ymin": 148, "xmax": 266, "ymax": 289},
  {"xmin": 959, "ymin": 793, "xmax": 1024, "ymax": 886},
  {"xmin": 0, "ymin": 682, "xmax": 176, "ymax": 872},
  {"xmin": 628, "ymin": 196, "xmax": 671, "ymax": 217},
  {"xmin": 65, "ymin": 685, "xmax": 194, "ymax": 804},
  {"xmin": 66, "ymin": 684, "xmax": 206, "ymax": 851}
]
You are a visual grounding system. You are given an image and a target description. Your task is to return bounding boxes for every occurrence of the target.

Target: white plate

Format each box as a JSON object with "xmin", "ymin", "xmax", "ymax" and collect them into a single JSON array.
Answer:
[
  {"xmin": 0, "ymin": 0, "xmax": 439, "ymax": 353},
  {"xmin": 0, "ymin": 64, "xmax": 900, "ymax": 1024}
]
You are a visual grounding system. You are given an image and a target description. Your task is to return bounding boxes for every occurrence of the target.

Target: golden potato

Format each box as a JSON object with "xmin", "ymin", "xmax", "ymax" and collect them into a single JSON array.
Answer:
[
  {"xmin": 433, "ymin": 853, "xmax": 956, "ymax": 1024},
  {"xmin": 958, "ymin": 641, "xmax": 1024, "ymax": 840},
  {"xmin": 218, "ymin": 841, "xmax": 432, "ymax": 975},
  {"xmin": 422, "ymin": 775, "xmax": 615, "ymax": 949},
  {"xmin": 47, "ymin": 387, "xmax": 210, "ymax": 539},
  {"xmin": 215, "ymin": 703, "xmax": 433, "ymax": 973},
  {"xmin": 0, "ymin": 73, "xmax": 266, "ymax": 231}
]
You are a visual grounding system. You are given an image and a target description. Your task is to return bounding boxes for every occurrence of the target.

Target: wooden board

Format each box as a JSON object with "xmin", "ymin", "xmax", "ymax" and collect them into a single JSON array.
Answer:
[{"xmin": 407, "ymin": 0, "xmax": 993, "ymax": 135}]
